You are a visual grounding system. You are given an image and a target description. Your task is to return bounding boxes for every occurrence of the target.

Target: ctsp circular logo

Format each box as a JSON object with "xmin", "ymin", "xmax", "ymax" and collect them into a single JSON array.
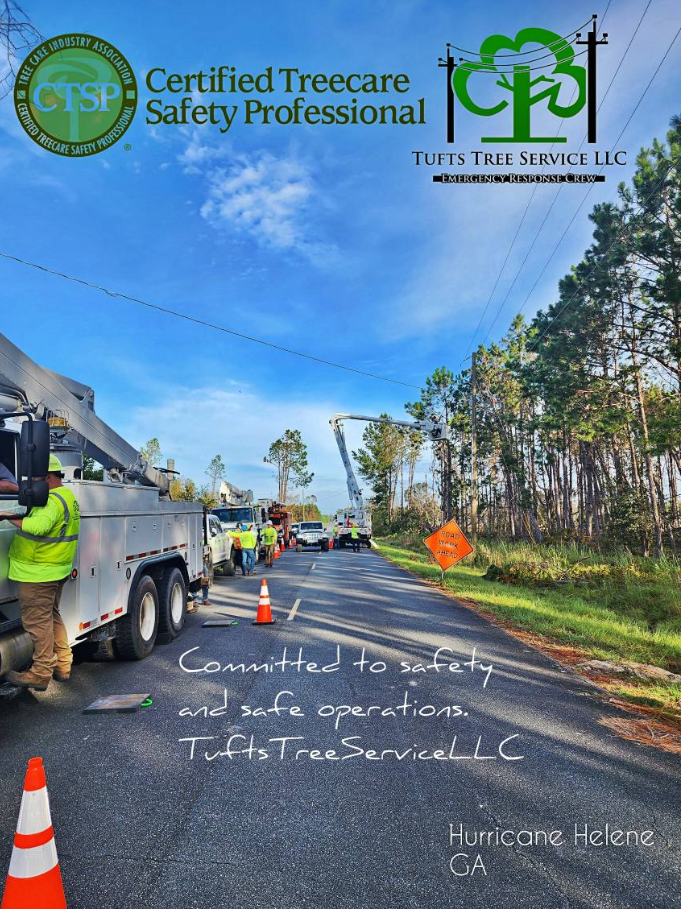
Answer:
[{"xmin": 14, "ymin": 33, "xmax": 137, "ymax": 157}]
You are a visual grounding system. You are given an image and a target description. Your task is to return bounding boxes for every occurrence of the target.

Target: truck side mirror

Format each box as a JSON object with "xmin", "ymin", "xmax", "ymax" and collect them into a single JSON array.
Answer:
[{"xmin": 18, "ymin": 419, "xmax": 50, "ymax": 508}]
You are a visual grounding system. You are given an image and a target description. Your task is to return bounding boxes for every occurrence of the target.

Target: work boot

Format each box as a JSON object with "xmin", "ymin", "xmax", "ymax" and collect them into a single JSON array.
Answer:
[
  {"xmin": 6, "ymin": 669, "xmax": 50, "ymax": 691},
  {"xmin": 53, "ymin": 668, "xmax": 71, "ymax": 683}
]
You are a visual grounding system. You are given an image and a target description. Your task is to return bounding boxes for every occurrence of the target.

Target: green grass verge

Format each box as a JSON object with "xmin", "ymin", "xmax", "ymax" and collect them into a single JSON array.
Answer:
[{"xmin": 375, "ymin": 535, "xmax": 681, "ymax": 716}]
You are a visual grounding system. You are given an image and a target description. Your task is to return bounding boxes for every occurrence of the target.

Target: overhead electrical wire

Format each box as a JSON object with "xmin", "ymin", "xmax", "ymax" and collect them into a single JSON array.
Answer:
[
  {"xmin": 0, "ymin": 251, "xmax": 421, "ymax": 390},
  {"xmin": 458, "ymin": 2, "xmax": 613, "ymax": 365},
  {"xmin": 456, "ymin": 47, "xmax": 590, "ymax": 74},
  {"xmin": 526, "ymin": 154, "xmax": 681, "ymax": 355},
  {"xmin": 446, "ymin": 16, "xmax": 595, "ymax": 57},
  {"xmin": 474, "ymin": 0, "xmax": 666, "ymax": 353},
  {"xmin": 516, "ymin": 16, "xmax": 680, "ymax": 323}
]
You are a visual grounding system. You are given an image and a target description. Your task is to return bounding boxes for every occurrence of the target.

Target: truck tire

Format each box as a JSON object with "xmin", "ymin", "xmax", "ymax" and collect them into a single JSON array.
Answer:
[
  {"xmin": 114, "ymin": 575, "xmax": 159, "ymax": 660},
  {"xmin": 321, "ymin": 540, "xmax": 329, "ymax": 552},
  {"xmin": 296, "ymin": 543, "xmax": 303, "ymax": 553},
  {"xmin": 224, "ymin": 553, "xmax": 236, "ymax": 577},
  {"xmin": 157, "ymin": 567, "xmax": 187, "ymax": 638}
]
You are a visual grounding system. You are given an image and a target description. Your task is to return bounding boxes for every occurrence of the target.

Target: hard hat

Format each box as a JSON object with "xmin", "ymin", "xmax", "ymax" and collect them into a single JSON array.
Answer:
[
  {"xmin": 267, "ymin": 520, "xmax": 273, "ymax": 525},
  {"xmin": 48, "ymin": 454, "xmax": 63, "ymax": 473}
]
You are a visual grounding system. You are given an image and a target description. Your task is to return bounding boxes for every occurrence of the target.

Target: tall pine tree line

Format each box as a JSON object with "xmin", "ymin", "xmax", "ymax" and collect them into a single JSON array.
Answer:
[{"xmin": 360, "ymin": 119, "xmax": 681, "ymax": 556}]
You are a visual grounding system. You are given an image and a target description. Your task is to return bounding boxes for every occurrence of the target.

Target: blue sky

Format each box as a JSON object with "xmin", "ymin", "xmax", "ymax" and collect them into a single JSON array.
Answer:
[{"xmin": 1, "ymin": 0, "xmax": 680, "ymax": 511}]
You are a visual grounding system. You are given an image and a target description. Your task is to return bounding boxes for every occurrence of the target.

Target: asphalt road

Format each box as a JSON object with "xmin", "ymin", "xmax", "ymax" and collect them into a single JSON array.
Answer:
[{"xmin": 0, "ymin": 547, "xmax": 679, "ymax": 909}]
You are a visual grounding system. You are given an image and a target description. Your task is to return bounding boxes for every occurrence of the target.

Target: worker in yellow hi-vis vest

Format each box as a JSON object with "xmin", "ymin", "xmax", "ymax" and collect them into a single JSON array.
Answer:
[
  {"xmin": 0, "ymin": 455, "xmax": 80, "ymax": 691},
  {"xmin": 262, "ymin": 520, "xmax": 278, "ymax": 567},
  {"xmin": 350, "ymin": 523, "xmax": 361, "ymax": 553}
]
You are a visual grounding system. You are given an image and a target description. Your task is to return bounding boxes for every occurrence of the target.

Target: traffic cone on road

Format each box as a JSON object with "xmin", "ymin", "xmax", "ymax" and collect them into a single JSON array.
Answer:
[
  {"xmin": 273, "ymin": 547, "xmax": 280, "ymax": 560},
  {"xmin": 329, "ymin": 538, "xmax": 334, "ymax": 549},
  {"xmin": 253, "ymin": 579, "xmax": 276, "ymax": 625},
  {"xmin": 1, "ymin": 757, "xmax": 67, "ymax": 909}
]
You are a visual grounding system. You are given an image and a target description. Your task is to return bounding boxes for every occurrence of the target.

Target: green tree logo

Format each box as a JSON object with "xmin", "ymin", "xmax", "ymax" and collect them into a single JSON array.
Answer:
[
  {"xmin": 14, "ymin": 33, "xmax": 137, "ymax": 156},
  {"xmin": 441, "ymin": 17, "xmax": 607, "ymax": 143}
]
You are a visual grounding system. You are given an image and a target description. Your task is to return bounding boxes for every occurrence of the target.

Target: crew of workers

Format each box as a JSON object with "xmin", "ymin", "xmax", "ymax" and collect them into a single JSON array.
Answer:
[
  {"xmin": 0, "ymin": 451, "xmax": 366, "ymax": 692},
  {"xmin": 0, "ymin": 455, "xmax": 80, "ymax": 691}
]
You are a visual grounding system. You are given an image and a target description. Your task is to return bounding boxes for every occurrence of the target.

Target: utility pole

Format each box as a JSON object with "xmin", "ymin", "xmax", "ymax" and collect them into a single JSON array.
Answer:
[
  {"xmin": 438, "ymin": 45, "xmax": 456, "ymax": 143},
  {"xmin": 576, "ymin": 15, "xmax": 608, "ymax": 144},
  {"xmin": 470, "ymin": 352, "xmax": 479, "ymax": 542}
]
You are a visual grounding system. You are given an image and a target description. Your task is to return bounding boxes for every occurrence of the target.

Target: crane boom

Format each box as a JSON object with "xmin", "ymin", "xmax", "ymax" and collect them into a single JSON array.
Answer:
[
  {"xmin": 0, "ymin": 331, "xmax": 169, "ymax": 493},
  {"xmin": 329, "ymin": 413, "xmax": 449, "ymax": 513},
  {"xmin": 330, "ymin": 415, "xmax": 365, "ymax": 511}
]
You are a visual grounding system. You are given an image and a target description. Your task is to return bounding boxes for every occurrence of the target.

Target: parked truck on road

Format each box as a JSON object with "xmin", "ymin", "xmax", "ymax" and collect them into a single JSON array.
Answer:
[{"xmin": 0, "ymin": 332, "xmax": 213, "ymax": 680}]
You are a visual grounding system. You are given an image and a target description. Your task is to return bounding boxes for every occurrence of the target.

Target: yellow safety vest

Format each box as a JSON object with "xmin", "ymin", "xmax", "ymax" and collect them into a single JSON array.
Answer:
[
  {"xmin": 240, "ymin": 530, "xmax": 257, "ymax": 549},
  {"xmin": 262, "ymin": 527, "xmax": 277, "ymax": 545},
  {"xmin": 350, "ymin": 526, "xmax": 359, "ymax": 539},
  {"xmin": 9, "ymin": 486, "xmax": 80, "ymax": 583}
]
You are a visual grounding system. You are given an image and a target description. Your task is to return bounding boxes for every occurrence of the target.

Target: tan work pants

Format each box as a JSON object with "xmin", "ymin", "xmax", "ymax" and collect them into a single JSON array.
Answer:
[
  {"xmin": 17, "ymin": 579, "xmax": 71, "ymax": 680},
  {"xmin": 265, "ymin": 544, "xmax": 275, "ymax": 566}
]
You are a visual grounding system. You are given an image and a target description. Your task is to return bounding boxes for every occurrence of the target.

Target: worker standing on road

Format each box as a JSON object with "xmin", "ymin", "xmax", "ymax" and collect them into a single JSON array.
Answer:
[
  {"xmin": 350, "ymin": 522, "xmax": 361, "ymax": 553},
  {"xmin": 0, "ymin": 455, "xmax": 80, "ymax": 690},
  {"xmin": 333, "ymin": 524, "xmax": 339, "ymax": 548},
  {"xmin": 262, "ymin": 520, "xmax": 278, "ymax": 567},
  {"xmin": 240, "ymin": 523, "xmax": 257, "ymax": 576},
  {"xmin": 230, "ymin": 523, "xmax": 244, "ymax": 575}
]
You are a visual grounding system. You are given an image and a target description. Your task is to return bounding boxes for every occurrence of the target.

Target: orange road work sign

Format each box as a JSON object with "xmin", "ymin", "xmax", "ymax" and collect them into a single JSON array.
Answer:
[{"xmin": 424, "ymin": 519, "xmax": 473, "ymax": 571}]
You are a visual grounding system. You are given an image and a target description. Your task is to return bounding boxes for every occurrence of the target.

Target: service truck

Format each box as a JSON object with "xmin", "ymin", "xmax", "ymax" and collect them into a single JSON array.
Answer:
[
  {"xmin": 0, "ymin": 332, "xmax": 210, "ymax": 680},
  {"xmin": 330, "ymin": 413, "xmax": 450, "ymax": 549},
  {"xmin": 211, "ymin": 497, "xmax": 268, "ymax": 574}
]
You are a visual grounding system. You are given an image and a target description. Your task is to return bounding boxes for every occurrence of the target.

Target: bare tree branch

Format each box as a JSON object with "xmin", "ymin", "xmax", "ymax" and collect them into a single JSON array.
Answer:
[{"xmin": 0, "ymin": 1, "xmax": 42, "ymax": 100}]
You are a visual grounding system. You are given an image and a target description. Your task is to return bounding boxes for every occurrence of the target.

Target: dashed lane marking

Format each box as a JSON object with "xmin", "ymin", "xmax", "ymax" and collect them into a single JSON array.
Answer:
[{"xmin": 287, "ymin": 598, "xmax": 302, "ymax": 621}]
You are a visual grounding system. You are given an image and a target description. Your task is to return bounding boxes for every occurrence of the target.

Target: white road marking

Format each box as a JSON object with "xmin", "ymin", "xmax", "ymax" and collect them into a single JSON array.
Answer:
[
  {"xmin": 311, "ymin": 562, "xmax": 316, "ymax": 570},
  {"xmin": 287, "ymin": 598, "xmax": 302, "ymax": 621}
]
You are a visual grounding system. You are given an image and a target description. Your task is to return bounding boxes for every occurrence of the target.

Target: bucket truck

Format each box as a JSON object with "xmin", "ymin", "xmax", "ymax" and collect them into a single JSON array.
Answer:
[
  {"xmin": 0, "ymin": 331, "xmax": 207, "ymax": 680},
  {"xmin": 211, "ymin": 482, "xmax": 268, "ymax": 573},
  {"xmin": 330, "ymin": 413, "xmax": 449, "ymax": 548}
]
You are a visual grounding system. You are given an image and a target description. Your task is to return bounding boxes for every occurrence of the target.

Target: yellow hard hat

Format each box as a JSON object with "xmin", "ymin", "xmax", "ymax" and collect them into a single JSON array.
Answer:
[{"xmin": 48, "ymin": 454, "xmax": 63, "ymax": 473}]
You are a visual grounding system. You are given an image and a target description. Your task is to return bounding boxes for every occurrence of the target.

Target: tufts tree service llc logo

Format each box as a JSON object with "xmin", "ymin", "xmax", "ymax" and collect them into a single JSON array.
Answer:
[
  {"xmin": 14, "ymin": 33, "xmax": 137, "ymax": 156},
  {"xmin": 439, "ymin": 14, "xmax": 607, "ymax": 144}
]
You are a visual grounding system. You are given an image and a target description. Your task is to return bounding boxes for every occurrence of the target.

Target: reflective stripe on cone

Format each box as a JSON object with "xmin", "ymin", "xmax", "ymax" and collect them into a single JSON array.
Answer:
[
  {"xmin": 253, "ymin": 579, "xmax": 275, "ymax": 625},
  {"xmin": 1, "ymin": 758, "xmax": 67, "ymax": 909}
]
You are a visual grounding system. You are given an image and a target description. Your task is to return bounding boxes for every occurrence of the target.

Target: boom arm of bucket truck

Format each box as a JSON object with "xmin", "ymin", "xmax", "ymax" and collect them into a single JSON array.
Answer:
[
  {"xmin": 218, "ymin": 480, "xmax": 253, "ymax": 506},
  {"xmin": 329, "ymin": 413, "xmax": 450, "ymax": 513},
  {"xmin": 0, "ymin": 331, "xmax": 170, "ymax": 494}
]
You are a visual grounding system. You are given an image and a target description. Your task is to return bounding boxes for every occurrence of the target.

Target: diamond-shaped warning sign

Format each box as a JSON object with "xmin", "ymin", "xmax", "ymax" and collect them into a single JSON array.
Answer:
[{"xmin": 424, "ymin": 519, "xmax": 473, "ymax": 571}]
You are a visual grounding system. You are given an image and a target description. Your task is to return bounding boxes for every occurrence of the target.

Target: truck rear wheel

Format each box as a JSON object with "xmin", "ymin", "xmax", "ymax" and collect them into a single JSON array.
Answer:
[
  {"xmin": 157, "ymin": 567, "xmax": 187, "ymax": 638},
  {"xmin": 224, "ymin": 553, "xmax": 236, "ymax": 577},
  {"xmin": 296, "ymin": 543, "xmax": 303, "ymax": 552},
  {"xmin": 321, "ymin": 540, "xmax": 329, "ymax": 552},
  {"xmin": 114, "ymin": 575, "xmax": 159, "ymax": 660}
]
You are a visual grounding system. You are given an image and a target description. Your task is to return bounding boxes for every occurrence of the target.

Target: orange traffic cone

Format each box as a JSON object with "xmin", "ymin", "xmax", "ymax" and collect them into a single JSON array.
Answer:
[
  {"xmin": 329, "ymin": 538, "xmax": 334, "ymax": 549},
  {"xmin": 253, "ymin": 579, "xmax": 276, "ymax": 625},
  {"xmin": 1, "ymin": 757, "xmax": 67, "ymax": 909},
  {"xmin": 273, "ymin": 547, "xmax": 280, "ymax": 560}
]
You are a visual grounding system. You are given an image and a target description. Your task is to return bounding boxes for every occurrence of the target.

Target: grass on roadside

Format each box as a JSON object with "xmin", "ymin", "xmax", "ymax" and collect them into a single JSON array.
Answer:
[{"xmin": 375, "ymin": 534, "xmax": 681, "ymax": 722}]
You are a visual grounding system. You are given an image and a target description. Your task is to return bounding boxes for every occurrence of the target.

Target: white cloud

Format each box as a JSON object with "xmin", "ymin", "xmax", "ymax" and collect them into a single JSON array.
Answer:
[
  {"xmin": 118, "ymin": 384, "xmax": 350, "ymax": 512},
  {"xmin": 177, "ymin": 133, "xmax": 336, "ymax": 264}
]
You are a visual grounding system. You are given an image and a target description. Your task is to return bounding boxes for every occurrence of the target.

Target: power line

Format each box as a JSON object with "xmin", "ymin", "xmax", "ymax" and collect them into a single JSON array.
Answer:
[
  {"xmin": 526, "ymin": 154, "xmax": 681, "ymax": 354},
  {"xmin": 459, "ymin": 2, "xmax": 613, "ymax": 364},
  {"xmin": 446, "ymin": 16, "xmax": 594, "ymax": 57},
  {"xmin": 517, "ymin": 17, "xmax": 680, "ymax": 320},
  {"xmin": 478, "ymin": 2, "xmax": 665, "ymax": 348},
  {"xmin": 0, "ymin": 251, "xmax": 421, "ymax": 390},
  {"xmin": 457, "ymin": 47, "xmax": 590, "ymax": 74}
]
